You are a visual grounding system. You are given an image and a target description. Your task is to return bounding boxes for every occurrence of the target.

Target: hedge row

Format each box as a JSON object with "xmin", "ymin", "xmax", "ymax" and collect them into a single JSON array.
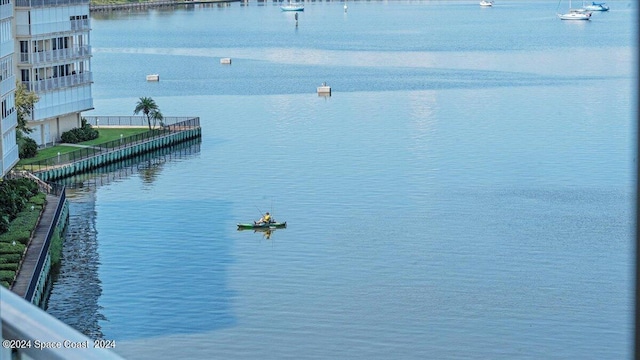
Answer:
[
  {"xmin": 0, "ymin": 191, "xmax": 45, "ymax": 289},
  {"xmin": 0, "ymin": 270, "xmax": 16, "ymax": 283},
  {"xmin": 0, "ymin": 178, "xmax": 39, "ymax": 233},
  {"xmin": 60, "ymin": 119, "xmax": 99, "ymax": 143}
]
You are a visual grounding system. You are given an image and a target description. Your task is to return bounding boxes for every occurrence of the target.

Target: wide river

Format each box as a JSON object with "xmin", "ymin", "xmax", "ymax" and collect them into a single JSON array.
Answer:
[{"xmin": 46, "ymin": 1, "xmax": 635, "ymax": 359}]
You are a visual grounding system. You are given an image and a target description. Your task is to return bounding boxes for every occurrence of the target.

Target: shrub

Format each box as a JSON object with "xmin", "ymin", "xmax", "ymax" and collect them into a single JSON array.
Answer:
[
  {"xmin": 0, "ymin": 270, "xmax": 16, "ymax": 283},
  {"xmin": 0, "ymin": 216, "xmax": 8, "ymax": 235},
  {"xmin": 0, "ymin": 263, "xmax": 18, "ymax": 271},
  {"xmin": 61, "ymin": 119, "xmax": 99, "ymax": 143},
  {"xmin": 0, "ymin": 253, "xmax": 22, "ymax": 263},
  {"xmin": 10, "ymin": 209, "xmax": 41, "ymax": 229},
  {"xmin": 30, "ymin": 193, "xmax": 46, "ymax": 206},
  {"xmin": 0, "ymin": 179, "xmax": 40, "ymax": 235},
  {"xmin": 18, "ymin": 136, "xmax": 38, "ymax": 159},
  {"xmin": 0, "ymin": 242, "xmax": 26, "ymax": 255},
  {"xmin": 0, "ymin": 281, "xmax": 9, "ymax": 289},
  {"xmin": 0, "ymin": 230, "xmax": 31, "ymax": 246},
  {"xmin": 50, "ymin": 231, "xmax": 63, "ymax": 266}
]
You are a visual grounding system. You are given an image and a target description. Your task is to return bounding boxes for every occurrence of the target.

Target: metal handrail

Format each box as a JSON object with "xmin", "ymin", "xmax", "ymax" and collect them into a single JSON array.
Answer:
[
  {"xmin": 24, "ymin": 185, "xmax": 66, "ymax": 302},
  {"xmin": 21, "ymin": 117, "xmax": 200, "ymax": 173},
  {"xmin": 1, "ymin": 286, "xmax": 126, "ymax": 360}
]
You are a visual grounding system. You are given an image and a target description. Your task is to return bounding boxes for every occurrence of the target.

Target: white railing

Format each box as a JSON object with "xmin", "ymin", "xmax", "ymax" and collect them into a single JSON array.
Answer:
[
  {"xmin": 2, "ymin": 143, "xmax": 18, "ymax": 174},
  {"xmin": 16, "ymin": 19, "xmax": 90, "ymax": 37},
  {"xmin": 24, "ymin": 72, "xmax": 92, "ymax": 93},
  {"xmin": 35, "ymin": 97, "xmax": 93, "ymax": 120},
  {"xmin": 15, "ymin": 0, "xmax": 87, "ymax": 7},
  {"xmin": 84, "ymin": 116, "xmax": 196, "ymax": 127},
  {"xmin": 0, "ymin": 74, "xmax": 16, "ymax": 95},
  {"xmin": 70, "ymin": 18, "xmax": 90, "ymax": 31},
  {"xmin": 2, "ymin": 108, "xmax": 17, "ymax": 130},
  {"xmin": 0, "ymin": 38, "xmax": 13, "ymax": 58},
  {"xmin": 20, "ymin": 45, "xmax": 91, "ymax": 64},
  {"xmin": 0, "ymin": 2, "xmax": 13, "ymax": 20},
  {"xmin": 1, "ymin": 286, "xmax": 126, "ymax": 360}
]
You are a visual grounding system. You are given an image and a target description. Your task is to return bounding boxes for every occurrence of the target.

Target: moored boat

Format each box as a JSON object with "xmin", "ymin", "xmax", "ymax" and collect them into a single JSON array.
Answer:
[
  {"xmin": 479, "ymin": 0, "xmax": 494, "ymax": 7},
  {"xmin": 558, "ymin": 8, "xmax": 592, "ymax": 20},
  {"xmin": 281, "ymin": 2, "xmax": 304, "ymax": 11},
  {"xmin": 557, "ymin": 0, "xmax": 592, "ymax": 20},
  {"xmin": 583, "ymin": 2, "xmax": 609, "ymax": 11}
]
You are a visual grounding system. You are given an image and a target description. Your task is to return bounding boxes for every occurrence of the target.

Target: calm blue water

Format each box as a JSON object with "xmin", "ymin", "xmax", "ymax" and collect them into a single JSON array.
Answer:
[{"xmin": 45, "ymin": 1, "xmax": 636, "ymax": 359}]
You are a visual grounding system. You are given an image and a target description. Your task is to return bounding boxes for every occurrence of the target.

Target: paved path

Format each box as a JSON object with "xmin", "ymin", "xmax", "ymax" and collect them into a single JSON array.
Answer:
[{"xmin": 11, "ymin": 194, "xmax": 58, "ymax": 299}]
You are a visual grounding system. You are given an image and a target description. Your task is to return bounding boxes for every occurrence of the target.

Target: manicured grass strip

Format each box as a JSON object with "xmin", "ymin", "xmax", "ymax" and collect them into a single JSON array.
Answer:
[
  {"xmin": 81, "ymin": 128, "xmax": 150, "ymax": 145},
  {"xmin": 18, "ymin": 146, "xmax": 80, "ymax": 165},
  {"xmin": 17, "ymin": 128, "xmax": 150, "ymax": 165}
]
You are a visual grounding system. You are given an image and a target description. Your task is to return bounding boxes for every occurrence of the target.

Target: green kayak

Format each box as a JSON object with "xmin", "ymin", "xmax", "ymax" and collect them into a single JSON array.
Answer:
[{"xmin": 237, "ymin": 222, "xmax": 287, "ymax": 230}]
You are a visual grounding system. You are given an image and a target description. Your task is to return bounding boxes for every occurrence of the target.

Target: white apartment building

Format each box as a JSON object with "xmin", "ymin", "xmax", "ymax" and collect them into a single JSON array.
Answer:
[
  {"xmin": 14, "ymin": 0, "xmax": 93, "ymax": 146},
  {"xmin": 0, "ymin": 0, "xmax": 18, "ymax": 177}
]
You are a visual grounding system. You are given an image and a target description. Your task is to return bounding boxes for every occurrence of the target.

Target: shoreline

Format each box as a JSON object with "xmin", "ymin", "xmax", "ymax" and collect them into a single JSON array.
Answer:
[{"xmin": 90, "ymin": 0, "xmax": 240, "ymax": 12}]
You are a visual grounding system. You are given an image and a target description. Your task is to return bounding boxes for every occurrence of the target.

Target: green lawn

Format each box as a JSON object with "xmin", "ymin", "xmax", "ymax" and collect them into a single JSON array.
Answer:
[
  {"xmin": 82, "ymin": 128, "xmax": 149, "ymax": 145},
  {"xmin": 17, "ymin": 128, "xmax": 150, "ymax": 165}
]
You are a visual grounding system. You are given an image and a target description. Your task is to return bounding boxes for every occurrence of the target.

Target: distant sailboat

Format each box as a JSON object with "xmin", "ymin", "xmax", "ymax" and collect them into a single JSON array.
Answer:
[{"xmin": 557, "ymin": 0, "xmax": 592, "ymax": 20}]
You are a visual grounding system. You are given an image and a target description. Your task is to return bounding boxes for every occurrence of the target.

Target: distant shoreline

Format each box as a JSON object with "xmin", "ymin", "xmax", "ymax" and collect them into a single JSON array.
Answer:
[{"xmin": 90, "ymin": 0, "xmax": 240, "ymax": 11}]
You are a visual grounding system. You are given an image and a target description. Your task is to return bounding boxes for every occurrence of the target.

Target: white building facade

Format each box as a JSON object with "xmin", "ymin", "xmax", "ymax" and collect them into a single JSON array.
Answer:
[
  {"xmin": 14, "ymin": 0, "xmax": 93, "ymax": 146},
  {"xmin": 0, "ymin": 0, "xmax": 18, "ymax": 177}
]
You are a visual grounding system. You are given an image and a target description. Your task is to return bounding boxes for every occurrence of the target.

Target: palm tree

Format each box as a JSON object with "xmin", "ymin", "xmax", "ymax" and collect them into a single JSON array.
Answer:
[
  {"xmin": 133, "ymin": 97, "xmax": 160, "ymax": 130},
  {"xmin": 151, "ymin": 109, "xmax": 164, "ymax": 130}
]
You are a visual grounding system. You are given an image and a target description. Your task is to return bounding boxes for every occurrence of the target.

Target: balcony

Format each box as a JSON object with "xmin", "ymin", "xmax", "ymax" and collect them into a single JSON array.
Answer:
[
  {"xmin": 20, "ymin": 45, "xmax": 91, "ymax": 65},
  {"xmin": 0, "ymin": 74, "xmax": 16, "ymax": 95},
  {"xmin": 0, "ymin": 2, "xmax": 13, "ymax": 20},
  {"xmin": 24, "ymin": 71, "xmax": 92, "ymax": 93},
  {"xmin": 1, "ymin": 286, "xmax": 126, "ymax": 360},
  {"xmin": 15, "ymin": 0, "xmax": 88, "ymax": 7},
  {"xmin": 16, "ymin": 19, "xmax": 90, "ymax": 37},
  {"xmin": 1, "ymin": 143, "xmax": 18, "ymax": 175},
  {"xmin": 2, "ymin": 108, "xmax": 17, "ymax": 132},
  {"xmin": 0, "ymin": 38, "xmax": 14, "ymax": 58}
]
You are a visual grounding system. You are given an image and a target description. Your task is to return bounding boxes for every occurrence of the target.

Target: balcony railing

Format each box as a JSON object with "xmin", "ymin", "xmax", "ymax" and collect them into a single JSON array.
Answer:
[
  {"xmin": 24, "ymin": 71, "xmax": 92, "ymax": 93},
  {"xmin": 15, "ymin": 0, "xmax": 88, "ymax": 7},
  {"xmin": 1, "ymin": 286, "xmax": 126, "ymax": 360},
  {"xmin": 0, "ymin": 2, "xmax": 13, "ymax": 20},
  {"xmin": 2, "ymin": 143, "xmax": 19, "ymax": 175},
  {"xmin": 1, "ymin": 74, "xmax": 16, "ymax": 95},
  {"xmin": 16, "ymin": 19, "xmax": 90, "ymax": 37},
  {"xmin": 71, "ymin": 19, "xmax": 90, "ymax": 31},
  {"xmin": 0, "ymin": 40, "xmax": 14, "ymax": 59},
  {"xmin": 2, "ymin": 108, "xmax": 17, "ymax": 131},
  {"xmin": 20, "ymin": 45, "xmax": 91, "ymax": 64},
  {"xmin": 34, "ymin": 97, "xmax": 93, "ymax": 121}
]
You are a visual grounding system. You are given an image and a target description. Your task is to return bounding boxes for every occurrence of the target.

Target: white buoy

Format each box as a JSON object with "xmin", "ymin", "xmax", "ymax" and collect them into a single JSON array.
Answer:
[{"xmin": 317, "ymin": 82, "xmax": 331, "ymax": 96}]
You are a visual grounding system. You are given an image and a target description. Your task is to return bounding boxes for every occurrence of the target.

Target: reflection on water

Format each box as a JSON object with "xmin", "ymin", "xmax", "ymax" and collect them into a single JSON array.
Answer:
[
  {"xmin": 46, "ymin": 189, "xmax": 105, "ymax": 339},
  {"xmin": 46, "ymin": 140, "xmax": 201, "ymax": 339},
  {"xmin": 55, "ymin": 140, "xmax": 201, "ymax": 190},
  {"xmin": 46, "ymin": 1, "xmax": 635, "ymax": 358},
  {"xmin": 237, "ymin": 227, "xmax": 281, "ymax": 241}
]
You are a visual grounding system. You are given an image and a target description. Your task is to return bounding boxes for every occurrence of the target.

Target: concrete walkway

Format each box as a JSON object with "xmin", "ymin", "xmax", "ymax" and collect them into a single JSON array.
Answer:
[
  {"xmin": 11, "ymin": 194, "xmax": 59, "ymax": 300},
  {"xmin": 59, "ymin": 143, "xmax": 103, "ymax": 150}
]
